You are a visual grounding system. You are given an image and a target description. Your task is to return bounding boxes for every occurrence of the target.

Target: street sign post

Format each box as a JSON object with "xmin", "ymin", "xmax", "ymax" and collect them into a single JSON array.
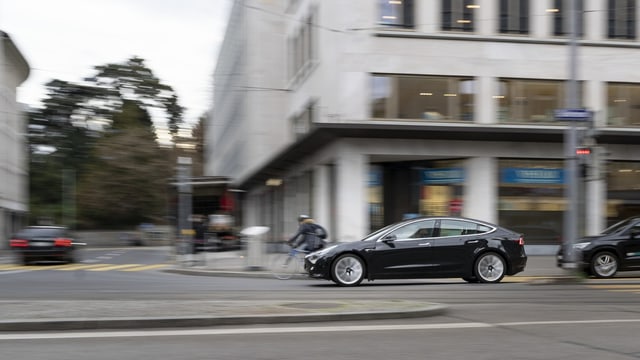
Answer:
[{"xmin": 554, "ymin": 108, "xmax": 593, "ymax": 121}]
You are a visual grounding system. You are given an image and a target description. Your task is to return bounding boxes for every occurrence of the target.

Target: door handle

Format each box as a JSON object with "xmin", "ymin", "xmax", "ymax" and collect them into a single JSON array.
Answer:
[
  {"xmin": 419, "ymin": 242, "xmax": 431, "ymax": 246},
  {"xmin": 466, "ymin": 240, "xmax": 479, "ymax": 244}
]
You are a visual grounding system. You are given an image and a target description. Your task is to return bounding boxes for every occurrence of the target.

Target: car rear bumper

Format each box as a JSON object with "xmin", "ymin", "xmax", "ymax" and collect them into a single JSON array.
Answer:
[
  {"xmin": 13, "ymin": 248, "xmax": 73, "ymax": 260},
  {"xmin": 509, "ymin": 254, "xmax": 528, "ymax": 275}
]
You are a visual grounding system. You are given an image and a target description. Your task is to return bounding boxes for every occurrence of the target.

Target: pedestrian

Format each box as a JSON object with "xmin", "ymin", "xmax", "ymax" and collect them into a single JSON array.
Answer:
[{"xmin": 287, "ymin": 214, "xmax": 328, "ymax": 252}]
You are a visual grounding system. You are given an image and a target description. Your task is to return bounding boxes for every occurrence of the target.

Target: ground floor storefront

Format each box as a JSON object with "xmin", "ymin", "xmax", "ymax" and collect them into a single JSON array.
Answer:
[{"xmin": 241, "ymin": 133, "xmax": 640, "ymax": 252}]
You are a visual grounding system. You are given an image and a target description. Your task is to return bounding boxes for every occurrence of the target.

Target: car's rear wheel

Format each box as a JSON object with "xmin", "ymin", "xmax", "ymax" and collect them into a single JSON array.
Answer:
[
  {"xmin": 590, "ymin": 251, "xmax": 618, "ymax": 278},
  {"xmin": 331, "ymin": 254, "xmax": 364, "ymax": 286},
  {"xmin": 474, "ymin": 252, "xmax": 505, "ymax": 283}
]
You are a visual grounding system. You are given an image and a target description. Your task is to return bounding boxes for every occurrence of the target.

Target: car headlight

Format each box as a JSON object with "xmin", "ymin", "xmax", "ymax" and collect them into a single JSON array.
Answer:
[
  {"xmin": 305, "ymin": 245, "xmax": 337, "ymax": 264},
  {"xmin": 573, "ymin": 242, "xmax": 591, "ymax": 250}
]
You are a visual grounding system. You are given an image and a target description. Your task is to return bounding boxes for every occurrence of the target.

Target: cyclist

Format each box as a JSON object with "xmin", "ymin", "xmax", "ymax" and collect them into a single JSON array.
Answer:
[{"xmin": 287, "ymin": 215, "xmax": 327, "ymax": 253}]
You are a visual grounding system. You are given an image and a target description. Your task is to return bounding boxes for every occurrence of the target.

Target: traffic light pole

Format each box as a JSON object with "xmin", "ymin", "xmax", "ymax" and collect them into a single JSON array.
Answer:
[{"xmin": 562, "ymin": 0, "xmax": 580, "ymax": 270}]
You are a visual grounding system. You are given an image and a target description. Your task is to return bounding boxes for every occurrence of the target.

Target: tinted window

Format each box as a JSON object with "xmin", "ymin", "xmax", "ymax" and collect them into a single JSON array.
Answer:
[
  {"xmin": 440, "ymin": 220, "xmax": 491, "ymax": 236},
  {"xmin": 15, "ymin": 228, "xmax": 66, "ymax": 238},
  {"xmin": 388, "ymin": 220, "xmax": 437, "ymax": 240}
]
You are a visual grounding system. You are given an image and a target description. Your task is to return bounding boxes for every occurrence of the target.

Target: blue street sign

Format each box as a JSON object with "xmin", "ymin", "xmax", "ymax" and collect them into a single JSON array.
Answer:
[{"xmin": 554, "ymin": 108, "xmax": 593, "ymax": 121}]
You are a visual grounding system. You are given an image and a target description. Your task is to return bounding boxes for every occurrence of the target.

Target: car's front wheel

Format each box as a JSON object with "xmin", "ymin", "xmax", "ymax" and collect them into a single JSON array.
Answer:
[
  {"xmin": 590, "ymin": 251, "xmax": 618, "ymax": 278},
  {"xmin": 331, "ymin": 254, "xmax": 365, "ymax": 286},
  {"xmin": 474, "ymin": 252, "xmax": 505, "ymax": 283}
]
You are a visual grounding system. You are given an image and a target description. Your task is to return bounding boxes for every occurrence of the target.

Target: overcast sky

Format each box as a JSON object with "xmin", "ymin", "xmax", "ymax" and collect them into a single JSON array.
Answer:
[{"xmin": 0, "ymin": 0, "xmax": 231, "ymax": 134}]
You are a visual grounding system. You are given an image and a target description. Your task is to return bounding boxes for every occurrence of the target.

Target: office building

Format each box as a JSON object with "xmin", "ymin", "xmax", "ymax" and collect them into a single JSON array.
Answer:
[{"xmin": 207, "ymin": 0, "xmax": 640, "ymax": 250}]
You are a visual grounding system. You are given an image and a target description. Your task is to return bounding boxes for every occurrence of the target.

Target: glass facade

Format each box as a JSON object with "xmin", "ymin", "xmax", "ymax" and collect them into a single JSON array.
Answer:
[
  {"xmin": 442, "ymin": 0, "xmax": 476, "ymax": 32},
  {"xmin": 608, "ymin": 0, "xmax": 636, "ymax": 39},
  {"xmin": 607, "ymin": 161, "xmax": 640, "ymax": 225},
  {"xmin": 497, "ymin": 78, "xmax": 574, "ymax": 123},
  {"xmin": 498, "ymin": 159, "xmax": 565, "ymax": 245},
  {"xmin": 607, "ymin": 83, "xmax": 640, "ymax": 126},
  {"xmin": 378, "ymin": 0, "xmax": 414, "ymax": 28},
  {"xmin": 499, "ymin": 0, "xmax": 530, "ymax": 34},
  {"xmin": 371, "ymin": 74, "xmax": 475, "ymax": 121}
]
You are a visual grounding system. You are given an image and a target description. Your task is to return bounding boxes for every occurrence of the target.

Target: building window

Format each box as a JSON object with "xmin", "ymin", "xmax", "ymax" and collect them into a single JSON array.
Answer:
[
  {"xmin": 498, "ymin": 159, "xmax": 565, "ymax": 245},
  {"xmin": 607, "ymin": 161, "xmax": 640, "ymax": 225},
  {"xmin": 292, "ymin": 101, "xmax": 317, "ymax": 138},
  {"xmin": 497, "ymin": 78, "xmax": 577, "ymax": 123},
  {"xmin": 288, "ymin": 7, "xmax": 318, "ymax": 83},
  {"xmin": 442, "ymin": 0, "xmax": 476, "ymax": 32},
  {"xmin": 608, "ymin": 0, "xmax": 636, "ymax": 39},
  {"xmin": 499, "ymin": 0, "xmax": 529, "ymax": 34},
  {"xmin": 378, "ymin": 0, "xmax": 414, "ymax": 28},
  {"xmin": 607, "ymin": 83, "xmax": 640, "ymax": 126},
  {"xmin": 551, "ymin": 0, "xmax": 584, "ymax": 37},
  {"xmin": 371, "ymin": 74, "xmax": 475, "ymax": 121}
]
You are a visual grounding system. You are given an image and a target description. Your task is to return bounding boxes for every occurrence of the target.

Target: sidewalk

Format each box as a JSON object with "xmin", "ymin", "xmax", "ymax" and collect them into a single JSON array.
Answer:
[{"xmin": 0, "ymin": 249, "xmax": 566, "ymax": 332}]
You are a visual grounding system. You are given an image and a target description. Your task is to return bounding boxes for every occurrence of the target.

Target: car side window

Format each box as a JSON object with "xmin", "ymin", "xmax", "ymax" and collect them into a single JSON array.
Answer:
[
  {"xmin": 440, "ymin": 220, "xmax": 490, "ymax": 237},
  {"xmin": 388, "ymin": 220, "xmax": 437, "ymax": 240}
]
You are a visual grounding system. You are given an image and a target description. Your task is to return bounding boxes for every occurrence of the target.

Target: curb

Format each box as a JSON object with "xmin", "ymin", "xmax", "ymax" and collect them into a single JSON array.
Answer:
[
  {"xmin": 163, "ymin": 268, "xmax": 277, "ymax": 279},
  {"xmin": 0, "ymin": 303, "xmax": 448, "ymax": 332}
]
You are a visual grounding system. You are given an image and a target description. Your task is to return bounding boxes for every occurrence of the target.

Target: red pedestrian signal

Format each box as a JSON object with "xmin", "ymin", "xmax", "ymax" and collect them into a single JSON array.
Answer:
[{"xmin": 576, "ymin": 147, "xmax": 591, "ymax": 156}]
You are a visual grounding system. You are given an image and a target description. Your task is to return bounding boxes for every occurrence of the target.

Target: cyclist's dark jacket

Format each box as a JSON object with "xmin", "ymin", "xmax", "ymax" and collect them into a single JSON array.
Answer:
[{"xmin": 288, "ymin": 219, "xmax": 327, "ymax": 251}]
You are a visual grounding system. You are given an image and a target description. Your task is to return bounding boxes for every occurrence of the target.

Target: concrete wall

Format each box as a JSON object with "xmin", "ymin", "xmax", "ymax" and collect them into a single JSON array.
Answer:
[{"xmin": 72, "ymin": 226, "xmax": 175, "ymax": 248}]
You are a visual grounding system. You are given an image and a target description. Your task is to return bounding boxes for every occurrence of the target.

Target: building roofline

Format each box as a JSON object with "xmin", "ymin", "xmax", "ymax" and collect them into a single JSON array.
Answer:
[{"xmin": 1, "ymin": 30, "xmax": 31, "ymax": 83}]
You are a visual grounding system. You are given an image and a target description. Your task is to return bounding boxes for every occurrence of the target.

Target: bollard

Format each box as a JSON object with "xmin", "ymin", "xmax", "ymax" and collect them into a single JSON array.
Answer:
[{"xmin": 240, "ymin": 226, "xmax": 269, "ymax": 271}]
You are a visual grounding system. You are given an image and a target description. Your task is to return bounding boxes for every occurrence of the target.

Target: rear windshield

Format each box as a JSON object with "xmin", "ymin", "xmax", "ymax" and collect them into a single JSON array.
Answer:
[{"xmin": 14, "ymin": 228, "xmax": 67, "ymax": 238}]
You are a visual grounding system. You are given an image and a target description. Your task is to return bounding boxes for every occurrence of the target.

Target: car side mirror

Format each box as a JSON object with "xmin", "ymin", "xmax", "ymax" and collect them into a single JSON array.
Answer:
[
  {"xmin": 381, "ymin": 234, "xmax": 397, "ymax": 243},
  {"xmin": 631, "ymin": 228, "xmax": 640, "ymax": 239}
]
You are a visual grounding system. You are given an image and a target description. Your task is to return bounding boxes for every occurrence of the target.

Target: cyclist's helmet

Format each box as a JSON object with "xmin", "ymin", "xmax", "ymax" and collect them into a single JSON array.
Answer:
[{"xmin": 298, "ymin": 214, "xmax": 310, "ymax": 222}]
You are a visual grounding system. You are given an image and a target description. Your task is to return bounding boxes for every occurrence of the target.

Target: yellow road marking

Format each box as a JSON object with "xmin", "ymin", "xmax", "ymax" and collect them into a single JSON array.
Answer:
[
  {"xmin": 120, "ymin": 264, "xmax": 169, "ymax": 271},
  {"xmin": 86, "ymin": 264, "xmax": 143, "ymax": 271},
  {"xmin": 56, "ymin": 264, "xmax": 114, "ymax": 271}
]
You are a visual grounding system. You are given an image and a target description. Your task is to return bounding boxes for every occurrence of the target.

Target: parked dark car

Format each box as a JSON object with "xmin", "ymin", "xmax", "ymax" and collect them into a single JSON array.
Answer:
[
  {"xmin": 304, "ymin": 216, "xmax": 527, "ymax": 286},
  {"xmin": 9, "ymin": 226, "xmax": 79, "ymax": 265},
  {"xmin": 556, "ymin": 216, "xmax": 640, "ymax": 278}
]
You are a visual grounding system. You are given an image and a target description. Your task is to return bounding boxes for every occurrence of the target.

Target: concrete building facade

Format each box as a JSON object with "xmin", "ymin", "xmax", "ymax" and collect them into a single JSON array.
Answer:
[
  {"xmin": 0, "ymin": 31, "xmax": 30, "ymax": 247},
  {"xmin": 208, "ymin": 0, "xmax": 640, "ymax": 250}
]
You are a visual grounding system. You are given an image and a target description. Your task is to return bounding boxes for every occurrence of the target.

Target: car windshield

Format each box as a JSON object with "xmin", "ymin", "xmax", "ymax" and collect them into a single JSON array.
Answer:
[
  {"xmin": 361, "ymin": 223, "xmax": 399, "ymax": 242},
  {"xmin": 601, "ymin": 218, "xmax": 634, "ymax": 235}
]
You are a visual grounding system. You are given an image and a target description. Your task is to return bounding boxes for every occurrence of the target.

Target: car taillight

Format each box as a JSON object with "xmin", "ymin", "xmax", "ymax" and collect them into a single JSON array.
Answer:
[
  {"xmin": 54, "ymin": 238, "xmax": 73, "ymax": 247},
  {"xmin": 517, "ymin": 236, "xmax": 525, "ymax": 246},
  {"xmin": 10, "ymin": 239, "xmax": 29, "ymax": 248}
]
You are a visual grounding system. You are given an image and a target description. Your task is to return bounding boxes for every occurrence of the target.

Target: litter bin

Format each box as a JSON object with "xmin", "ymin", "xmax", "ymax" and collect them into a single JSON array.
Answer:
[{"xmin": 240, "ymin": 226, "xmax": 269, "ymax": 271}]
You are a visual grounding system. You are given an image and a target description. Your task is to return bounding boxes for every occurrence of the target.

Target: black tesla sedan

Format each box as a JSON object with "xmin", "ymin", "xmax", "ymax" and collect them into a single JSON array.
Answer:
[
  {"xmin": 556, "ymin": 216, "xmax": 640, "ymax": 278},
  {"xmin": 304, "ymin": 216, "xmax": 527, "ymax": 286}
]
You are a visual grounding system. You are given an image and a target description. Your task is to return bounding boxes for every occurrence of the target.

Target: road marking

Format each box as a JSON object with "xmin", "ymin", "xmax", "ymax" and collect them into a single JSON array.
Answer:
[
  {"xmin": 2, "ymin": 318, "xmax": 640, "ymax": 340},
  {"xmin": 587, "ymin": 284, "xmax": 640, "ymax": 294},
  {"xmin": 56, "ymin": 264, "xmax": 117, "ymax": 271},
  {"xmin": 0, "ymin": 263, "xmax": 170, "ymax": 272},
  {"xmin": 120, "ymin": 264, "xmax": 169, "ymax": 271},
  {"xmin": 86, "ymin": 264, "xmax": 142, "ymax": 271}
]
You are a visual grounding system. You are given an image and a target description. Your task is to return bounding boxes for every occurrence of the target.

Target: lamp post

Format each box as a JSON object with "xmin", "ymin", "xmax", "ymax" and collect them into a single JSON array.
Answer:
[{"xmin": 177, "ymin": 157, "xmax": 193, "ymax": 256}]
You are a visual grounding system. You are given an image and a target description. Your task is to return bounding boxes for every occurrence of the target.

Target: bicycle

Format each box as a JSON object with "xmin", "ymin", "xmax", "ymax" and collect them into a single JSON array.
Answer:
[{"xmin": 270, "ymin": 246, "xmax": 310, "ymax": 280}]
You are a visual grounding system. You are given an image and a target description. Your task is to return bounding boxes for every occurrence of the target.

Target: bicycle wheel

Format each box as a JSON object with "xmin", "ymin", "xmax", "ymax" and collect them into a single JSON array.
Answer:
[{"xmin": 271, "ymin": 253, "xmax": 300, "ymax": 280}]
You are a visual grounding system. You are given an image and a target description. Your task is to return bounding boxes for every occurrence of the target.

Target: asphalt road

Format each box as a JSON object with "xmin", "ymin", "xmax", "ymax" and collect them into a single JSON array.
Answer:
[{"xmin": 1, "ymin": 247, "xmax": 640, "ymax": 359}]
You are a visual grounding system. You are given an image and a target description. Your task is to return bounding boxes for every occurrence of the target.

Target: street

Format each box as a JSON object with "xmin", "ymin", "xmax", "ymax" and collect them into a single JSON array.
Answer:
[{"xmin": 1, "ymin": 247, "xmax": 640, "ymax": 359}]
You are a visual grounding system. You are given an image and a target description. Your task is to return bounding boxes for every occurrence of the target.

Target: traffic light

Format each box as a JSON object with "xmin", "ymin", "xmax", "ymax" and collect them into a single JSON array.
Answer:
[
  {"xmin": 575, "ymin": 147, "xmax": 591, "ymax": 156},
  {"xmin": 576, "ymin": 147, "xmax": 592, "ymax": 178}
]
